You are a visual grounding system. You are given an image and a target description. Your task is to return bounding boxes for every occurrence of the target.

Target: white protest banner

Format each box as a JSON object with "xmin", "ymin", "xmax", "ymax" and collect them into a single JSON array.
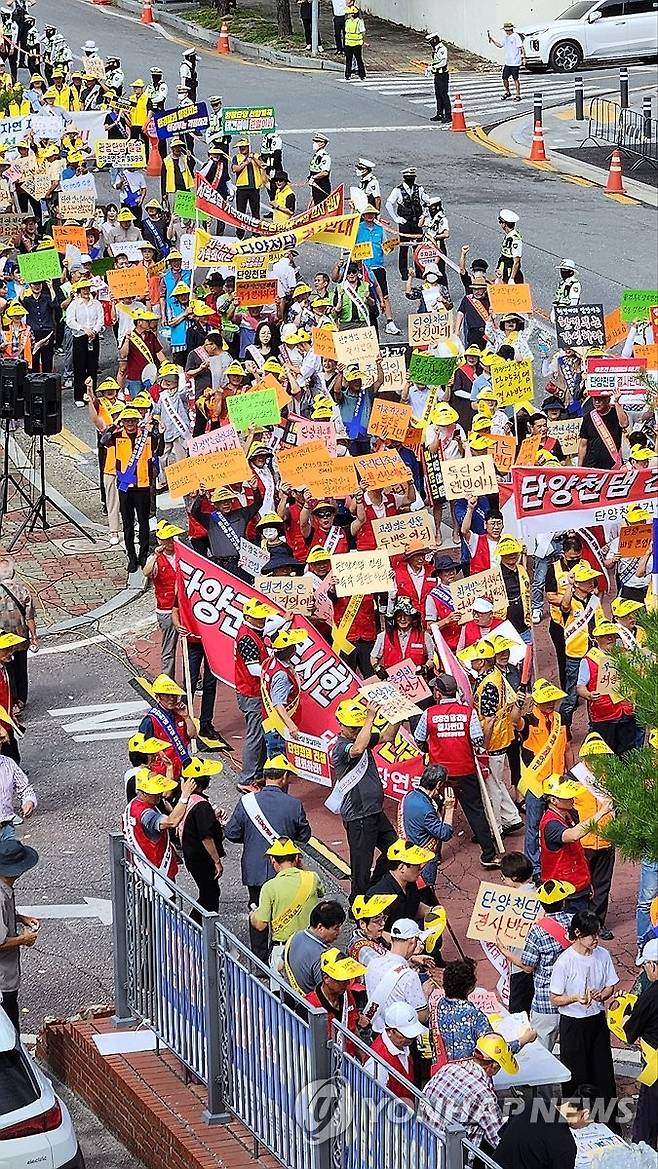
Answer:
[
  {"xmin": 239, "ymin": 538, "xmax": 269, "ymax": 577},
  {"xmin": 180, "ymin": 232, "xmax": 195, "ymax": 271},
  {"xmin": 254, "ymin": 574, "xmax": 315, "ymax": 614},
  {"xmin": 59, "ymin": 172, "xmax": 97, "ymax": 194},
  {"xmin": 450, "ymin": 565, "xmax": 507, "ymax": 616},
  {"xmin": 466, "ymin": 881, "xmax": 543, "ymax": 945},
  {"xmin": 108, "ymin": 241, "xmax": 145, "ymax": 262},
  {"xmin": 65, "ymin": 110, "xmax": 107, "ymax": 149},
  {"xmin": 58, "ymin": 190, "xmax": 96, "ymax": 219},
  {"xmin": 0, "ymin": 116, "xmax": 29, "ymax": 147},
  {"xmin": 187, "ymin": 425, "xmax": 242, "ymax": 458},
  {"xmin": 285, "ymin": 731, "xmax": 334, "ymax": 787},
  {"xmin": 512, "ymin": 466, "xmax": 658, "ymax": 535},
  {"xmin": 330, "ymin": 549, "xmax": 394, "ymax": 597},
  {"xmin": 372, "ymin": 509, "xmax": 436, "ymax": 554},
  {"xmin": 441, "ymin": 455, "xmax": 498, "ymax": 502},
  {"xmin": 332, "ymin": 325, "xmax": 380, "ymax": 366},
  {"xmin": 29, "ymin": 112, "xmax": 65, "ymax": 140},
  {"xmin": 359, "ymin": 679, "xmax": 421, "ymax": 724}
]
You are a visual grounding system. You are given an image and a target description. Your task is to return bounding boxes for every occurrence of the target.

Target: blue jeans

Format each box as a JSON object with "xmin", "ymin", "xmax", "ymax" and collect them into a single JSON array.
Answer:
[
  {"xmin": 265, "ymin": 729, "xmax": 286, "ymax": 759},
  {"xmin": 636, "ymin": 859, "xmax": 658, "ymax": 946},
  {"xmin": 525, "ymin": 791, "xmax": 546, "ymax": 881},
  {"xmin": 559, "ymin": 656, "xmax": 580, "ymax": 728},
  {"xmin": 0, "ymin": 822, "xmax": 16, "ymax": 841},
  {"xmin": 531, "ymin": 555, "xmax": 551, "ymax": 613},
  {"xmin": 520, "ymin": 629, "xmax": 533, "ymax": 645}
]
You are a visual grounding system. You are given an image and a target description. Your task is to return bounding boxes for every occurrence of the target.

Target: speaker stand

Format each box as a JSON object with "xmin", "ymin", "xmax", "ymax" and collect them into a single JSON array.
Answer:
[
  {"xmin": 5, "ymin": 434, "xmax": 96, "ymax": 552},
  {"xmin": 0, "ymin": 418, "xmax": 36, "ymax": 536}
]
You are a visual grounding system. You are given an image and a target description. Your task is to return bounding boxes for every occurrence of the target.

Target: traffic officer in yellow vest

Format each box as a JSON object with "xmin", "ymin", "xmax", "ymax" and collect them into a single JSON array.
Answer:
[
  {"xmin": 574, "ymin": 732, "xmax": 616, "ymax": 938},
  {"xmin": 344, "ymin": 5, "xmax": 366, "ymax": 81},
  {"xmin": 100, "ymin": 405, "xmax": 164, "ymax": 574},
  {"xmin": 308, "ymin": 132, "xmax": 332, "ymax": 205},
  {"xmin": 473, "ymin": 639, "xmax": 525, "ymax": 838},
  {"xmin": 270, "ymin": 170, "xmax": 296, "ymax": 225},
  {"xmin": 557, "ymin": 560, "xmax": 602, "ymax": 728},
  {"xmin": 231, "ymin": 137, "xmax": 267, "ymax": 222},
  {"xmin": 496, "ymin": 208, "xmax": 523, "ymax": 284},
  {"xmin": 519, "ymin": 677, "xmax": 568, "ymax": 881},
  {"xmin": 161, "ymin": 138, "xmax": 193, "ymax": 206}
]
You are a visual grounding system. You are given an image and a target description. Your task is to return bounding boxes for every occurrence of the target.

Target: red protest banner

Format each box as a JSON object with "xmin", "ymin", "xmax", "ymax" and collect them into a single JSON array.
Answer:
[
  {"xmin": 512, "ymin": 466, "xmax": 658, "ymax": 536},
  {"xmin": 174, "ymin": 543, "xmax": 422, "ymax": 799},
  {"xmin": 585, "ymin": 357, "xmax": 647, "ymax": 395}
]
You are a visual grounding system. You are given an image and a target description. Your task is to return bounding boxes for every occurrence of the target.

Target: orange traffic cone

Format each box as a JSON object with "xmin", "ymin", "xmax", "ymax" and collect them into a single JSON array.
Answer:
[
  {"xmin": 144, "ymin": 119, "xmax": 162, "ymax": 177},
  {"xmin": 528, "ymin": 121, "xmax": 548, "ymax": 162},
  {"xmin": 217, "ymin": 20, "xmax": 231, "ymax": 54},
  {"xmin": 141, "ymin": 0, "xmax": 154, "ymax": 23},
  {"xmin": 451, "ymin": 94, "xmax": 467, "ymax": 132},
  {"xmin": 604, "ymin": 148, "xmax": 625, "ymax": 194}
]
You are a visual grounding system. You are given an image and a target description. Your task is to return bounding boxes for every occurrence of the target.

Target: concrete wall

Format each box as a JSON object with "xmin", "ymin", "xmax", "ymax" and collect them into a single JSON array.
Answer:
[{"xmin": 359, "ymin": 0, "xmax": 566, "ymax": 62}]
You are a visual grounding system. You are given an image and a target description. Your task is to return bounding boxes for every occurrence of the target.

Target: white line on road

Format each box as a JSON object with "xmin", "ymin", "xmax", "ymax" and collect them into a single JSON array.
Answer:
[
  {"xmin": 282, "ymin": 125, "xmax": 444, "ymax": 134},
  {"xmin": 17, "ymin": 898, "xmax": 113, "ymax": 925}
]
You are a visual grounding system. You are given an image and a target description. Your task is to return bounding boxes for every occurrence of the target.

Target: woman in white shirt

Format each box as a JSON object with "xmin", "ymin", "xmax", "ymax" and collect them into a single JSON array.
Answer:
[
  {"xmin": 65, "ymin": 280, "xmax": 105, "ymax": 406},
  {"xmin": 549, "ymin": 910, "xmax": 620, "ymax": 1129}
]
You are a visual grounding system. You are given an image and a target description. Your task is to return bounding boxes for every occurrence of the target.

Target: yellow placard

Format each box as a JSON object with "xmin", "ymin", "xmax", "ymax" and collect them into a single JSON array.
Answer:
[
  {"xmin": 330, "ymin": 549, "xmax": 395, "ymax": 597},
  {"xmin": 352, "ymin": 241, "xmax": 373, "ymax": 261},
  {"xmin": 491, "ymin": 359, "xmax": 534, "ymax": 406},
  {"xmin": 165, "ymin": 447, "xmax": 251, "ymax": 498}
]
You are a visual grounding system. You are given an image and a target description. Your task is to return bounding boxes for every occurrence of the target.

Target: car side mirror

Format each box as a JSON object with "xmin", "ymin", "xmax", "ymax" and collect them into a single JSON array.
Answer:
[{"xmin": 587, "ymin": 9, "xmax": 602, "ymax": 21}]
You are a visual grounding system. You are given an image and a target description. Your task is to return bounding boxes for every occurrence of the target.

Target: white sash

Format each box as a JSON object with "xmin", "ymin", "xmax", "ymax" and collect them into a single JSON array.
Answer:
[
  {"xmin": 159, "ymin": 388, "xmax": 189, "ymax": 442},
  {"xmin": 325, "ymin": 748, "xmax": 370, "ymax": 815},
  {"xmin": 122, "ymin": 801, "xmax": 174, "ymax": 899},
  {"xmin": 323, "ymin": 525, "xmax": 344, "ymax": 554},
  {"xmin": 241, "ymin": 792, "xmax": 280, "ymax": 844},
  {"xmin": 614, "ymin": 622, "xmax": 641, "ymax": 651},
  {"xmin": 366, "ymin": 963, "xmax": 409, "ymax": 1024}
]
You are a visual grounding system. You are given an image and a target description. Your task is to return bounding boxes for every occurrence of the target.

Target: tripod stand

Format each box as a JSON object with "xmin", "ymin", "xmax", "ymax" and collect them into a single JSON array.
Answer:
[
  {"xmin": 0, "ymin": 427, "xmax": 95, "ymax": 552},
  {"xmin": 0, "ymin": 417, "xmax": 34, "ymax": 532}
]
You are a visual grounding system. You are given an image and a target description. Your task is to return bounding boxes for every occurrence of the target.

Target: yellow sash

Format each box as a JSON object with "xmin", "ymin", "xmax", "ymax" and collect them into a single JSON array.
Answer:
[
  {"xmin": 271, "ymin": 870, "xmax": 315, "ymax": 938},
  {"xmin": 331, "ymin": 594, "xmax": 363, "ymax": 655},
  {"xmin": 283, "ymin": 937, "xmax": 305, "ymax": 994},
  {"xmin": 519, "ymin": 713, "xmax": 564, "ymax": 798},
  {"xmin": 564, "ymin": 596, "xmax": 597, "ymax": 658}
]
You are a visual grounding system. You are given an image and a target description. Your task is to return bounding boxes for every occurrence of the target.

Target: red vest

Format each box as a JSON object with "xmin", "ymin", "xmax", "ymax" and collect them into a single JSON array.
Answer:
[
  {"xmin": 584, "ymin": 654, "xmax": 633, "ymax": 723},
  {"xmin": 153, "ymin": 551, "xmax": 177, "ymax": 611},
  {"xmin": 356, "ymin": 500, "xmax": 397, "ymax": 552},
  {"xmin": 394, "ymin": 563, "xmax": 437, "ymax": 618},
  {"xmin": 148, "ymin": 707, "xmax": 191, "ymax": 780},
  {"xmin": 426, "ymin": 701, "xmax": 476, "ymax": 777},
  {"xmin": 382, "ymin": 628, "xmax": 426, "ymax": 670},
  {"xmin": 311, "ymin": 521, "xmax": 349, "ymax": 555},
  {"xmin": 539, "ymin": 807, "xmax": 591, "ymax": 892},
  {"xmin": 234, "ymin": 621, "xmax": 267, "ymax": 699},
  {"xmin": 369, "ymin": 1034, "xmax": 416, "ymax": 1101},
  {"xmin": 462, "ymin": 616, "xmax": 502, "ymax": 649},
  {"xmin": 188, "ymin": 494, "xmax": 214, "ymax": 540},
  {"xmin": 333, "ymin": 594, "xmax": 377, "ymax": 642},
  {"xmin": 261, "ymin": 654, "xmax": 301, "ymax": 717},
  {"xmin": 125, "ymin": 796, "xmax": 178, "ymax": 879},
  {"xmin": 470, "ymin": 534, "xmax": 494, "ymax": 575},
  {"xmin": 286, "ymin": 502, "xmax": 308, "ymax": 563},
  {"xmin": 428, "ymin": 590, "xmax": 461, "ymax": 651}
]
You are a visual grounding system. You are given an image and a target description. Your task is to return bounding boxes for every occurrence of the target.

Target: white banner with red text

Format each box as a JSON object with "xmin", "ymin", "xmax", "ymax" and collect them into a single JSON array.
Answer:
[{"xmin": 512, "ymin": 466, "xmax": 658, "ymax": 536}]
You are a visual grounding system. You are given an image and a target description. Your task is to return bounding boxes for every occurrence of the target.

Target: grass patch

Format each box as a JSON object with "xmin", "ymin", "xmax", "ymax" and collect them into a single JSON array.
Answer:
[{"xmin": 191, "ymin": 6, "xmax": 307, "ymax": 48}]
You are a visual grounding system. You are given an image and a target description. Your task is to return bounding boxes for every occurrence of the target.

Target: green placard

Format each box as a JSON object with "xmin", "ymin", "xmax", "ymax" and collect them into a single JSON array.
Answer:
[
  {"xmin": 91, "ymin": 257, "xmax": 115, "ymax": 278},
  {"xmin": 408, "ymin": 352, "xmax": 458, "ymax": 386},
  {"xmin": 17, "ymin": 248, "xmax": 62, "ymax": 283},
  {"xmin": 620, "ymin": 289, "xmax": 658, "ymax": 322},
  {"xmin": 227, "ymin": 387, "xmax": 280, "ymax": 432},
  {"xmin": 174, "ymin": 189, "xmax": 209, "ymax": 222},
  {"xmin": 221, "ymin": 106, "xmax": 276, "ymax": 135}
]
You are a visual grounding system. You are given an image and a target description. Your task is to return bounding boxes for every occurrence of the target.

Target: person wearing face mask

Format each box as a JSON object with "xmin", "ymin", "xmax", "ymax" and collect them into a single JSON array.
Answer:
[
  {"xmin": 355, "ymin": 157, "xmax": 380, "ymax": 210},
  {"xmin": 553, "ymin": 258, "xmax": 581, "ymax": 316},
  {"xmin": 385, "ymin": 168, "xmax": 429, "ymax": 283},
  {"xmin": 308, "ymin": 133, "xmax": 332, "ymax": 205},
  {"xmin": 544, "ymin": 536, "xmax": 586, "ymax": 689},
  {"xmin": 496, "ymin": 209, "xmax": 523, "ymax": 285}
]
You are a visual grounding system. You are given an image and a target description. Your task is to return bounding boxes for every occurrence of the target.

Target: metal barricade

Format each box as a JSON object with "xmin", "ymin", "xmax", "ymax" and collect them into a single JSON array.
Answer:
[{"xmin": 583, "ymin": 97, "xmax": 658, "ymax": 168}]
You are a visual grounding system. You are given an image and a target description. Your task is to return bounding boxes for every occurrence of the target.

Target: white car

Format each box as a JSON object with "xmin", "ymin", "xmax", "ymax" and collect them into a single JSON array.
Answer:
[
  {"xmin": 0, "ymin": 1008, "xmax": 85, "ymax": 1168},
  {"xmin": 519, "ymin": 0, "xmax": 658, "ymax": 72}
]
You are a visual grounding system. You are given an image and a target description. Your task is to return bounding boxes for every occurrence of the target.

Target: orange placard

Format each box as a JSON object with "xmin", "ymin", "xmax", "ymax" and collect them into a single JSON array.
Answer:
[
  {"xmin": 311, "ymin": 326, "xmax": 337, "ymax": 360},
  {"xmin": 487, "ymin": 283, "xmax": 533, "ymax": 315},
  {"xmin": 618, "ymin": 523, "xmax": 652, "ymax": 558},
  {"xmin": 275, "ymin": 440, "xmax": 327, "ymax": 488},
  {"xmin": 367, "ymin": 397, "xmax": 413, "ymax": 444},
  {"xmin": 305, "ymin": 457, "xmax": 358, "ymax": 498},
  {"xmin": 516, "ymin": 434, "xmax": 541, "ymax": 465},
  {"xmin": 254, "ymin": 372, "xmax": 291, "ymax": 410},
  {"xmin": 634, "ymin": 344, "xmax": 658, "ymax": 367},
  {"xmin": 235, "ymin": 278, "xmax": 278, "ymax": 308},
  {"xmin": 52, "ymin": 225, "xmax": 88, "ymax": 254},
  {"xmin": 165, "ymin": 447, "xmax": 251, "ymax": 498},
  {"xmin": 106, "ymin": 264, "xmax": 148, "ymax": 300},
  {"xmin": 604, "ymin": 306, "xmax": 627, "ymax": 348},
  {"xmin": 354, "ymin": 450, "xmax": 412, "ymax": 490},
  {"xmin": 489, "ymin": 433, "xmax": 517, "ymax": 474}
]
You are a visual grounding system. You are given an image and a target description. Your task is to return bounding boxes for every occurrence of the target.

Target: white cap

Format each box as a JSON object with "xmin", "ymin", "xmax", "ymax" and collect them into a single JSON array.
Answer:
[
  {"xmin": 356, "ymin": 157, "xmax": 374, "ymax": 169},
  {"xmin": 384, "ymin": 1002, "xmax": 428, "ymax": 1038},
  {"xmin": 636, "ymin": 938, "xmax": 658, "ymax": 965},
  {"xmin": 499, "ymin": 208, "xmax": 519, "ymax": 224},
  {"xmin": 472, "ymin": 598, "xmax": 494, "ymax": 614},
  {"xmin": 390, "ymin": 918, "xmax": 424, "ymax": 941},
  {"xmin": 280, "ymin": 323, "xmax": 298, "ymax": 342},
  {"xmin": 78, "ymin": 254, "xmax": 93, "ymax": 265}
]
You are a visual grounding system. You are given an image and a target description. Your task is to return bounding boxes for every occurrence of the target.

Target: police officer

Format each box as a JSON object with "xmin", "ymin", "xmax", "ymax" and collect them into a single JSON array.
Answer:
[
  {"xmin": 42, "ymin": 24, "xmax": 57, "ymax": 83},
  {"xmin": 355, "ymin": 157, "xmax": 380, "ymax": 210},
  {"xmin": 146, "ymin": 67, "xmax": 168, "ymax": 160},
  {"xmin": 205, "ymin": 95, "xmax": 232, "ymax": 161},
  {"xmin": 23, "ymin": 17, "xmax": 40, "ymax": 78},
  {"xmin": 308, "ymin": 132, "xmax": 332, "ymax": 205},
  {"xmin": 554, "ymin": 258, "xmax": 581, "ymax": 308},
  {"xmin": 105, "ymin": 57, "xmax": 125, "ymax": 97},
  {"xmin": 223, "ymin": 756, "xmax": 312, "ymax": 962},
  {"xmin": 496, "ymin": 207, "xmax": 523, "ymax": 284},
  {"xmin": 260, "ymin": 130, "xmax": 284, "ymax": 199},
  {"xmin": 385, "ymin": 166, "xmax": 428, "ymax": 281},
  {"xmin": 425, "ymin": 32, "xmax": 451, "ymax": 124},
  {"xmin": 179, "ymin": 48, "xmax": 197, "ymax": 102}
]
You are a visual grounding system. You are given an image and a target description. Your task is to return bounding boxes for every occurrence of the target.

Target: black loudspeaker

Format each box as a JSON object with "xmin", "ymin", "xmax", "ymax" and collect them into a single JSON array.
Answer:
[
  {"xmin": 0, "ymin": 359, "xmax": 27, "ymax": 422},
  {"xmin": 23, "ymin": 373, "xmax": 62, "ymax": 437}
]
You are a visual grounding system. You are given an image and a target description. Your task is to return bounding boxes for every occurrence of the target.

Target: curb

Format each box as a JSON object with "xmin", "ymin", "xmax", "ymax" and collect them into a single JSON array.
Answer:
[
  {"xmin": 111, "ymin": 0, "xmax": 343, "ymax": 70},
  {"xmin": 486, "ymin": 104, "xmax": 657, "ymax": 208}
]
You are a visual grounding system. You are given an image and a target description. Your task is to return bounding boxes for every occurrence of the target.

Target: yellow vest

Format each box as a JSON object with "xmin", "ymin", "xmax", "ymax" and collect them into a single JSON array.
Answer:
[
  {"xmin": 549, "ymin": 563, "xmax": 571, "ymax": 624},
  {"xmin": 272, "ymin": 183, "xmax": 295, "ymax": 225},
  {"xmin": 8, "ymin": 98, "xmax": 30, "ymax": 116},
  {"xmin": 564, "ymin": 596, "xmax": 590, "ymax": 659},
  {"xmin": 130, "ymin": 93, "xmax": 149, "ymax": 128},
  {"xmin": 163, "ymin": 155, "xmax": 193, "ymax": 194},
  {"xmin": 575, "ymin": 782, "xmax": 613, "ymax": 851},
  {"xmin": 345, "ymin": 15, "xmax": 364, "ymax": 45},
  {"xmin": 233, "ymin": 152, "xmax": 264, "ymax": 189},
  {"xmin": 52, "ymin": 87, "xmax": 74, "ymax": 111},
  {"xmin": 475, "ymin": 667, "xmax": 516, "ymax": 753},
  {"xmin": 519, "ymin": 708, "xmax": 567, "ymax": 798}
]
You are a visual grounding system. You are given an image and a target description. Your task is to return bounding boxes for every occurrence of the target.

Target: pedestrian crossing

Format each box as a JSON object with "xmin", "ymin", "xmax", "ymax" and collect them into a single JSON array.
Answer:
[{"xmin": 354, "ymin": 67, "xmax": 653, "ymax": 126}]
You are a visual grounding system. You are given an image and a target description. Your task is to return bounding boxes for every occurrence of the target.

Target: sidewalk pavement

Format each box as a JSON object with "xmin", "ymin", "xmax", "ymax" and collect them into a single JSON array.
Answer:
[{"xmin": 488, "ymin": 94, "xmax": 658, "ymax": 208}]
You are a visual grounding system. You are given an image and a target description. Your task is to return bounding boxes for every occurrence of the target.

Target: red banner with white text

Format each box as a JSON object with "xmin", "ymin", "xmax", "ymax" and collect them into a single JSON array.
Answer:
[
  {"xmin": 195, "ymin": 176, "xmax": 344, "ymax": 236},
  {"xmin": 512, "ymin": 466, "xmax": 658, "ymax": 536},
  {"xmin": 174, "ymin": 542, "xmax": 423, "ymax": 799}
]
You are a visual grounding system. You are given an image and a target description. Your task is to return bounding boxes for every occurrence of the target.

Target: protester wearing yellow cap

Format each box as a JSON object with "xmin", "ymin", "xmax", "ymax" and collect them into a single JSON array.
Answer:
[
  {"xmin": 260, "ymin": 628, "xmax": 307, "ymax": 760},
  {"xmin": 305, "ymin": 946, "xmax": 368, "ymax": 1043},
  {"xmin": 539, "ymin": 773, "xmax": 612, "ymax": 912},
  {"xmin": 177, "ymin": 755, "xmax": 226, "ymax": 912},
  {"xmin": 556, "ymin": 557, "xmax": 603, "ymax": 730},
  {"xmin": 496, "ymin": 534, "xmax": 531, "ymax": 639},
  {"xmin": 101, "ymin": 394, "xmax": 163, "ymax": 572},
  {"xmin": 577, "ymin": 620, "xmax": 638, "ymax": 756},
  {"xmin": 423, "ymin": 1031, "xmax": 518, "ymax": 1140},
  {"xmin": 123, "ymin": 767, "xmax": 197, "ymax": 885},
  {"xmin": 118, "ymin": 303, "xmax": 166, "ymax": 399},
  {"xmin": 142, "ymin": 520, "xmax": 185, "ymax": 679},
  {"xmin": 346, "ymin": 895, "xmax": 396, "ymax": 966},
  {"xmin": 250, "ymin": 838, "xmax": 322, "ymax": 972},
  {"xmin": 515, "ymin": 675, "xmax": 568, "ymax": 879},
  {"xmin": 125, "ymin": 731, "xmax": 171, "ymax": 800},
  {"xmin": 610, "ymin": 596, "xmax": 647, "ymax": 648},
  {"xmin": 137, "ymin": 673, "xmax": 197, "ymax": 782},
  {"xmin": 471, "ymin": 622, "xmax": 525, "ymax": 839},
  {"xmin": 231, "ymin": 595, "xmax": 280, "ymax": 789}
]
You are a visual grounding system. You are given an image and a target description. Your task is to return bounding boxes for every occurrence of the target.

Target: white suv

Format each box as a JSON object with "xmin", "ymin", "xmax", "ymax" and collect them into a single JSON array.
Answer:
[
  {"xmin": 0, "ymin": 1009, "xmax": 84, "ymax": 1168},
  {"xmin": 518, "ymin": 0, "xmax": 658, "ymax": 71}
]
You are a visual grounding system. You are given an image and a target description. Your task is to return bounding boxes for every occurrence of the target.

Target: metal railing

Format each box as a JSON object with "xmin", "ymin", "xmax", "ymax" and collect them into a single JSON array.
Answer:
[
  {"xmin": 110, "ymin": 834, "xmax": 500, "ymax": 1169},
  {"xmin": 584, "ymin": 97, "xmax": 658, "ymax": 169}
]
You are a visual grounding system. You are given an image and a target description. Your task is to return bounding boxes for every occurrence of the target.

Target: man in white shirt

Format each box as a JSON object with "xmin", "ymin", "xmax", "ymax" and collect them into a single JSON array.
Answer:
[
  {"xmin": 488, "ymin": 21, "xmax": 526, "ymax": 102},
  {"xmin": 364, "ymin": 918, "xmax": 433, "ymax": 1033},
  {"xmin": 331, "ymin": 0, "xmax": 347, "ymax": 54}
]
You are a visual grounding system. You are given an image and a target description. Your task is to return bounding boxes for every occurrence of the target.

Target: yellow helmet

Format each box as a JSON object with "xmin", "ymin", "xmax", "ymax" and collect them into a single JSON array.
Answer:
[{"xmin": 151, "ymin": 673, "xmax": 184, "ymax": 696}]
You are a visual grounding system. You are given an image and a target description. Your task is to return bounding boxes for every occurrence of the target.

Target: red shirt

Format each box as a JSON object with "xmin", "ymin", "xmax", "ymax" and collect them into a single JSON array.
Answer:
[
  {"xmin": 305, "ymin": 987, "xmax": 361, "ymax": 1054},
  {"xmin": 124, "ymin": 330, "xmax": 161, "ymax": 382},
  {"xmin": 462, "ymin": 616, "xmax": 502, "ymax": 648}
]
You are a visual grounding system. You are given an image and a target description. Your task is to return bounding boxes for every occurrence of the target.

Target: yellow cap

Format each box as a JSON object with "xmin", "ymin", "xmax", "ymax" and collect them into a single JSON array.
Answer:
[
  {"xmin": 127, "ymin": 732, "xmax": 170, "ymax": 754},
  {"xmin": 265, "ymin": 837, "xmax": 302, "ymax": 858},
  {"xmin": 629, "ymin": 445, "xmax": 654, "ymax": 462},
  {"xmin": 5, "ymin": 303, "xmax": 27, "ymax": 318},
  {"xmin": 579, "ymin": 732, "xmax": 614, "ymax": 758},
  {"xmin": 473, "ymin": 639, "xmax": 495, "ymax": 660},
  {"xmin": 537, "ymin": 878, "xmax": 576, "ymax": 905},
  {"xmin": 271, "ymin": 628, "xmax": 307, "ymax": 651},
  {"xmin": 496, "ymin": 535, "xmax": 522, "ymax": 557},
  {"xmin": 118, "ymin": 407, "xmax": 141, "ymax": 422},
  {"xmin": 0, "ymin": 632, "xmax": 25, "ymax": 649},
  {"xmin": 611, "ymin": 597, "xmax": 643, "ymax": 618},
  {"xmin": 181, "ymin": 757, "xmax": 223, "ymax": 779},
  {"xmin": 572, "ymin": 561, "xmax": 601, "ymax": 583},
  {"xmin": 98, "ymin": 377, "xmax": 120, "ymax": 393},
  {"xmin": 431, "ymin": 403, "xmax": 459, "ymax": 426},
  {"xmin": 626, "ymin": 503, "xmax": 651, "ymax": 524},
  {"xmin": 172, "ymin": 281, "xmax": 191, "ymax": 296},
  {"xmin": 306, "ymin": 545, "xmax": 332, "ymax": 564},
  {"xmin": 159, "ymin": 363, "xmax": 180, "ymax": 378},
  {"xmin": 130, "ymin": 395, "xmax": 151, "ymax": 409},
  {"xmin": 469, "ymin": 413, "xmax": 492, "ymax": 433},
  {"xmin": 476, "ymin": 1033, "xmax": 518, "ymax": 1075},
  {"xmin": 134, "ymin": 767, "xmax": 177, "ymax": 795},
  {"xmin": 226, "ymin": 361, "xmax": 245, "ymax": 377},
  {"xmin": 592, "ymin": 621, "xmax": 618, "ymax": 638},
  {"xmin": 387, "ymin": 838, "xmax": 435, "ymax": 865},
  {"xmin": 351, "ymin": 894, "xmax": 397, "ymax": 921},
  {"xmin": 335, "ymin": 699, "xmax": 368, "ymax": 727},
  {"xmin": 256, "ymin": 512, "xmax": 284, "ymax": 528},
  {"xmin": 423, "ymin": 907, "xmax": 448, "ymax": 953},
  {"xmin": 532, "ymin": 677, "xmax": 566, "ymax": 703},
  {"xmin": 607, "ymin": 992, "xmax": 638, "ymax": 1042},
  {"xmin": 469, "ymin": 434, "xmax": 494, "ymax": 451},
  {"xmin": 155, "ymin": 520, "xmax": 184, "ymax": 541},
  {"xmin": 263, "ymin": 754, "xmax": 300, "ymax": 776},
  {"xmin": 151, "ymin": 673, "xmax": 184, "ymax": 696},
  {"xmin": 320, "ymin": 947, "xmax": 367, "ymax": 982},
  {"xmin": 242, "ymin": 597, "xmax": 277, "ymax": 620},
  {"xmin": 543, "ymin": 774, "xmax": 584, "ymax": 800},
  {"xmin": 489, "ymin": 634, "xmax": 515, "ymax": 654}
]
